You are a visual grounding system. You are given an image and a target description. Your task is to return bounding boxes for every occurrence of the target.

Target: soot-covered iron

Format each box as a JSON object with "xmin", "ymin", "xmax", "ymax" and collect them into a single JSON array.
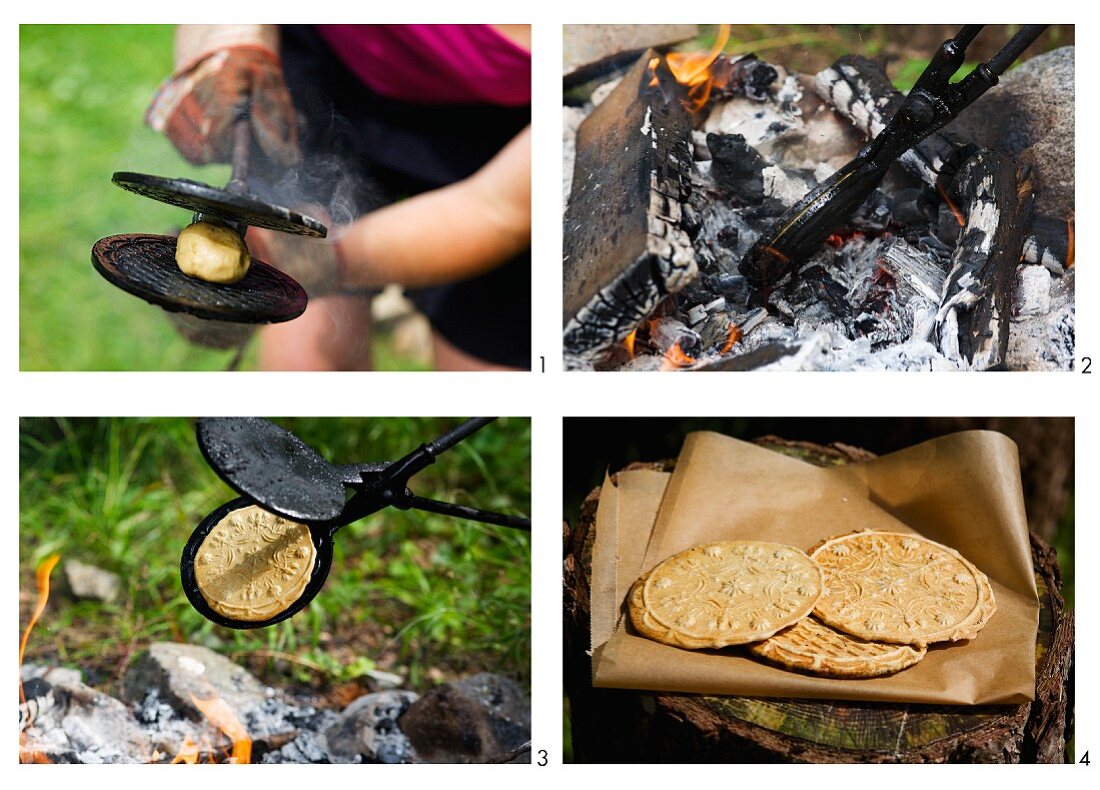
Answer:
[
  {"xmin": 181, "ymin": 417, "xmax": 531, "ymax": 629},
  {"xmin": 92, "ymin": 108, "xmax": 326, "ymax": 323}
]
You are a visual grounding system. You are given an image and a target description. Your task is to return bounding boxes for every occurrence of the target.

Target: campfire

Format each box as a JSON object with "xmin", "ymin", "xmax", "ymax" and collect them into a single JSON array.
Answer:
[
  {"xmin": 19, "ymin": 555, "xmax": 530, "ymax": 764},
  {"xmin": 562, "ymin": 26, "xmax": 1074, "ymax": 371}
]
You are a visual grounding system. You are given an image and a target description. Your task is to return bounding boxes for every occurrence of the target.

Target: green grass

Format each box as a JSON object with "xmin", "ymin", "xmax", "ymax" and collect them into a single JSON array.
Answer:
[
  {"xmin": 19, "ymin": 417, "xmax": 531, "ymax": 694},
  {"xmin": 19, "ymin": 25, "xmax": 424, "ymax": 371}
]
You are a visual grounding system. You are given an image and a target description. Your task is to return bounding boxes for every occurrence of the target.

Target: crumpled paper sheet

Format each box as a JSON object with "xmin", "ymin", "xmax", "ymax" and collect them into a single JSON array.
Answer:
[{"xmin": 591, "ymin": 431, "xmax": 1036, "ymax": 704}]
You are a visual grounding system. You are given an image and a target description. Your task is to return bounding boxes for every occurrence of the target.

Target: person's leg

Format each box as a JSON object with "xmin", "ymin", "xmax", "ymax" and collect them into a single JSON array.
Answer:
[{"xmin": 259, "ymin": 293, "xmax": 373, "ymax": 371}]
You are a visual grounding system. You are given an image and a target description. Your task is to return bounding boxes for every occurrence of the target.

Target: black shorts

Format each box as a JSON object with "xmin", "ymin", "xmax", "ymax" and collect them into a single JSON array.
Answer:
[{"xmin": 277, "ymin": 24, "xmax": 531, "ymax": 369}]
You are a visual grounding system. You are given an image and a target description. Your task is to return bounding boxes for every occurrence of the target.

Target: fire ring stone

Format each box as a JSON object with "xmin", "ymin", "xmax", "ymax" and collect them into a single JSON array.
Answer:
[{"xmin": 194, "ymin": 505, "xmax": 317, "ymax": 622}]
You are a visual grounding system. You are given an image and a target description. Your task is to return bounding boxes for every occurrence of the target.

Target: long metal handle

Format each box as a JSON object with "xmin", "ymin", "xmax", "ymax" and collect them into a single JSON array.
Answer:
[
  {"xmin": 404, "ymin": 494, "xmax": 531, "ymax": 531},
  {"xmin": 227, "ymin": 110, "xmax": 251, "ymax": 194},
  {"xmin": 337, "ymin": 418, "xmax": 500, "ymax": 527}
]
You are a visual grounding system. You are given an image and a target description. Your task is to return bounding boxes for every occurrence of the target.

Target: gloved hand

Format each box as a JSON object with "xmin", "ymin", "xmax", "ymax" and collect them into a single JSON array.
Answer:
[{"xmin": 146, "ymin": 46, "xmax": 300, "ymax": 167}]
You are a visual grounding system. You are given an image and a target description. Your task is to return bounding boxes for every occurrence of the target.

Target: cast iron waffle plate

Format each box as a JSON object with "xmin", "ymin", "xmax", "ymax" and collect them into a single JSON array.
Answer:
[
  {"xmin": 91, "ymin": 234, "xmax": 307, "ymax": 323},
  {"xmin": 112, "ymin": 171, "xmax": 327, "ymax": 237}
]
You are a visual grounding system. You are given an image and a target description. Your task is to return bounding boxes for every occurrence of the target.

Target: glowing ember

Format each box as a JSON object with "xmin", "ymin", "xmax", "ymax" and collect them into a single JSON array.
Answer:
[
  {"xmin": 720, "ymin": 323, "xmax": 743, "ymax": 355},
  {"xmin": 1066, "ymin": 212, "xmax": 1075, "ymax": 268},
  {"xmin": 189, "ymin": 692, "xmax": 252, "ymax": 764},
  {"xmin": 666, "ymin": 24, "xmax": 731, "ymax": 110},
  {"xmin": 661, "ymin": 342, "xmax": 696, "ymax": 369}
]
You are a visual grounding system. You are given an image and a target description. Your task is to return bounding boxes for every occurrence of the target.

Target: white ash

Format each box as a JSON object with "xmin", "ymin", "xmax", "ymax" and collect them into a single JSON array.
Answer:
[{"xmin": 1015, "ymin": 264, "xmax": 1053, "ymax": 317}]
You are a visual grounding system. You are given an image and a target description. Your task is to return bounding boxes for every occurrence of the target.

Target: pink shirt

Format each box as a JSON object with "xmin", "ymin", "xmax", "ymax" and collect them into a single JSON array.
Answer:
[{"xmin": 315, "ymin": 25, "xmax": 530, "ymax": 107}]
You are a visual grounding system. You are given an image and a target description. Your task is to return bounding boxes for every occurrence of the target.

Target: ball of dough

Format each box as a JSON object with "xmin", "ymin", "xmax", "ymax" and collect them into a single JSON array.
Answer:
[{"xmin": 175, "ymin": 221, "xmax": 251, "ymax": 284}]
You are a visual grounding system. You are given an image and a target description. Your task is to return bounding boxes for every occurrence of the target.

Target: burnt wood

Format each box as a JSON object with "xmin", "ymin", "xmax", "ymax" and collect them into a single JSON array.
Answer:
[
  {"xmin": 934, "ymin": 152, "xmax": 1033, "ymax": 369},
  {"xmin": 563, "ymin": 438, "xmax": 1073, "ymax": 763},
  {"xmin": 563, "ymin": 50, "xmax": 697, "ymax": 360}
]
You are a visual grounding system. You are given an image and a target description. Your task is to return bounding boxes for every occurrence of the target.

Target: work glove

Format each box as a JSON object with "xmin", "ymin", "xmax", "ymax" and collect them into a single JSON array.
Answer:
[{"xmin": 146, "ymin": 46, "xmax": 300, "ymax": 168}]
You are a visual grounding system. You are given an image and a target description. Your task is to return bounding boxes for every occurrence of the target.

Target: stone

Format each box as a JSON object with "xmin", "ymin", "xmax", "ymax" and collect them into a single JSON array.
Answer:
[
  {"xmin": 323, "ymin": 690, "xmax": 418, "ymax": 764},
  {"xmin": 398, "ymin": 673, "xmax": 531, "ymax": 764},
  {"xmin": 62, "ymin": 559, "xmax": 121, "ymax": 603},
  {"xmin": 564, "ymin": 24, "xmax": 699, "ymax": 82},
  {"xmin": 121, "ymin": 642, "xmax": 268, "ymax": 722},
  {"xmin": 948, "ymin": 46, "xmax": 1074, "ymax": 219},
  {"xmin": 21, "ymin": 674, "xmax": 152, "ymax": 763}
]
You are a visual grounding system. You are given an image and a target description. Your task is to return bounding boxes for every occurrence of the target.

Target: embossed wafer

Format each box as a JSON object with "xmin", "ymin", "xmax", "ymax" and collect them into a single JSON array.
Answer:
[
  {"xmin": 749, "ymin": 615, "xmax": 927, "ymax": 678},
  {"xmin": 809, "ymin": 530, "xmax": 996, "ymax": 648},
  {"xmin": 628, "ymin": 541, "xmax": 824, "ymax": 649},
  {"xmin": 195, "ymin": 505, "xmax": 317, "ymax": 622}
]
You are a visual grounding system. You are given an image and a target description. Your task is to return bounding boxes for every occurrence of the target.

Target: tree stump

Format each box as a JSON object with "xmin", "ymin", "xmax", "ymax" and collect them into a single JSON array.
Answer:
[{"xmin": 563, "ymin": 437, "xmax": 1074, "ymax": 763}]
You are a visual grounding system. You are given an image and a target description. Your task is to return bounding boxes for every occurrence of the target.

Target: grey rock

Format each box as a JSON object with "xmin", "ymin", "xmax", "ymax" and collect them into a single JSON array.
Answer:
[
  {"xmin": 323, "ymin": 690, "xmax": 418, "ymax": 764},
  {"xmin": 63, "ymin": 559, "xmax": 121, "ymax": 603},
  {"xmin": 948, "ymin": 46, "xmax": 1074, "ymax": 218},
  {"xmin": 22, "ymin": 662, "xmax": 82, "ymax": 687},
  {"xmin": 23, "ymin": 675, "xmax": 152, "ymax": 763},
  {"xmin": 122, "ymin": 642, "xmax": 268, "ymax": 722},
  {"xmin": 399, "ymin": 673, "xmax": 531, "ymax": 764},
  {"xmin": 564, "ymin": 24, "xmax": 698, "ymax": 80}
]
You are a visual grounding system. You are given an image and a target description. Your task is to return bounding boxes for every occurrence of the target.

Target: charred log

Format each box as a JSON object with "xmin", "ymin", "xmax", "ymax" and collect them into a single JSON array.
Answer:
[
  {"xmin": 812, "ymin": 56, "xmax": 975, "ymax": 189},
  {"xmin": 707, "ymin": 133, "xmax": 768, "ymax": 204},
  {"xmin": 563, "ymin": 50, "xmax": 697, "ymax": 361},
  {"xmin": 935, "ymin": 152, "xmax": 1034, "ymax": 369}
]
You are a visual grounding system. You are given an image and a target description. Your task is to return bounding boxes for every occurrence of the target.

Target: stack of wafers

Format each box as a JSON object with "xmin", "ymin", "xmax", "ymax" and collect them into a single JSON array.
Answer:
[{"xmin": 628, "ymin": 530, "xmax": 996, "ymax": 678}]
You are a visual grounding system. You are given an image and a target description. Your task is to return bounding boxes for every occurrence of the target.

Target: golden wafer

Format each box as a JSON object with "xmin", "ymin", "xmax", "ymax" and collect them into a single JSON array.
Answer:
[
  {"xmin": 628, "ymin": 541, "xmax": 824, "ymax": 649},
  {"xmin": 809, "ymin": 530, "xmax": 996, "ymax": 648},
  {"xmin": 749, "ymin": 615, "xmax": 927, "ymax": 677}
]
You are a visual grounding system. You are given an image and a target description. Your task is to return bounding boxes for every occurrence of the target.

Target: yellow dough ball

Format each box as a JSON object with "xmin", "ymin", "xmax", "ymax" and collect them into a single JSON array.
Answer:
[{"xmin": 175, "ymin": 221, "xmax": 251, "ymax": 284}]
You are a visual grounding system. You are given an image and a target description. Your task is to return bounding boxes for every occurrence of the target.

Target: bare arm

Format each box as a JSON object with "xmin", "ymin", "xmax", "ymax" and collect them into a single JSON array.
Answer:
[{"xmin": 336, "ymin": 125, "xmax": 531, "ymax": 289}]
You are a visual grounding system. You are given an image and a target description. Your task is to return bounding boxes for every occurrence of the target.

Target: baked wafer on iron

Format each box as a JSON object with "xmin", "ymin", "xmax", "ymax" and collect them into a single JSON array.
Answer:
[
  {"xmin": 628, "ymin": 541, "xmax": 824, "ymax": 649},
  {"xmin": 809, "ymin": 530, "xmax": 996, "ymax": 649},
  {"xmin": 749, "ymin": 615, "xmax": 927, "ymax": 678}
]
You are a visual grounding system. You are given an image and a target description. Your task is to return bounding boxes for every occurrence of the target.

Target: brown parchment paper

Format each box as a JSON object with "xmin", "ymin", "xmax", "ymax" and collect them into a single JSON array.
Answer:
[{"xmin": 590, "ymin": 431, "xmax": 1037, "ymax": 704}]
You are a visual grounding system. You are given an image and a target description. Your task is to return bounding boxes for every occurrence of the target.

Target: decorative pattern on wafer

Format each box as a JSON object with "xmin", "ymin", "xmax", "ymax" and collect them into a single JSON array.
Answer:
[
  {"xmin": 749, "ymin": 615, "xmax": 927, "ymax": 677},
  {"xmin": 629, "ymin": 541, "xmax": 824, "ymax": 649},
  {"xmin": 809, "ymin": 530, "xmax": 996, "ymax": 648}
]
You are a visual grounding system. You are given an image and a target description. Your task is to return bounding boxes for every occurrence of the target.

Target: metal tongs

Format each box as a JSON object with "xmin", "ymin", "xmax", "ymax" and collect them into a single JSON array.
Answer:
[
  {"xmin": 181, "ymin": 417, "xmax": 530, "ymax": 629},
  {"xmin": 740, "ymin": 24, "xmax": 1049, "ymax": 288}
]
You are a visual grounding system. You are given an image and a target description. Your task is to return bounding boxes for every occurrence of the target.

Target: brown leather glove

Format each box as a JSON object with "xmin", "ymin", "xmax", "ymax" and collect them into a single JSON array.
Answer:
[{"xmin": 146, "ymin": 45, "xmax": 300, "ymax": 167}]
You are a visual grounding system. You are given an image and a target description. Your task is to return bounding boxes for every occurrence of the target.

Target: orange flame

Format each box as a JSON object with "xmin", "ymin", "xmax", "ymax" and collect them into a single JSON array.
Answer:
[
  {"xmin": 661, "ymin": 342, "xmax": 696, "ymax": 369},
  {"xmin": 189, "ymin": 692, "xmax": 252, "ymax": 764},
  {"xmin": 720, "ymin": 323, "xmax": 743, "ymax": 355},
  {"xmin": 19, "ymin": 554, "xmax": 60, "ymax": 708},
  {"xmin": 171, "ymin": 736, "xmax": 203, "ymax": 764},
  {"xmin": 624, "ymin": 328, "xmax": 638, "ymax": 357},
  {"xmin": 18, "ymin": 554, "xmax": 61, "ymax": 764},
  {"xmin": 937, "ymin": 183, "xmax": 966, "ymax": 228},
  {"xmin": 646, "ymin": 56, "xmax": 660, "ymax": 87},
  {"xmin": 666, "ymin": 24, "xmax": 731, "ymax": 111}
]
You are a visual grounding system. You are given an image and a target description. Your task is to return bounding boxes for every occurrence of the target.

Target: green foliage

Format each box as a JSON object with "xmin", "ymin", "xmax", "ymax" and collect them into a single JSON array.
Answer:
[{"xmin": 20, "ymin": 417, "xmax": 531, "ymax": 693}]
